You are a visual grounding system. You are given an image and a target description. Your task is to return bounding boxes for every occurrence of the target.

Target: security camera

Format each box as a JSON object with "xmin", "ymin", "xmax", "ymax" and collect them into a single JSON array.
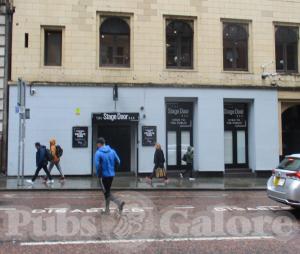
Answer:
[
  {"xmin": 261, "ymin": 72, "xmax": 278, "ymax": 80},
  {"xmin": 261, "ymin": 72, "xmax": 270, "ymax": 80},
  {"xmin": 29, "ymin": 87, "xmax": 36, "ymax": 96}
]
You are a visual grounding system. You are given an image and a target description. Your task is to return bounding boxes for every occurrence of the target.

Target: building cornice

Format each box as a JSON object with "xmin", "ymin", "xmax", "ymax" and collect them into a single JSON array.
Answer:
[{"xmin": 7, "ymin": 81, "xmax": 285, "ymax": 90}]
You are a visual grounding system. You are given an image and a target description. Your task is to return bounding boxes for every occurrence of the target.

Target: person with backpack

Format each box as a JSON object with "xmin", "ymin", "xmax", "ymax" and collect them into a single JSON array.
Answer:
[
  {"xmin": 26, "ymin": 142, "xmax": 54, "ymax": 185},
  {"xmin": 47, "ymin": 138, "xmax": 65, "ymax": 181},
  {"xmin": 180, "ymin": 146, "xmax": 195, "ymax": 181},
  {"xmin": 95, "ymin": 137, "xmax": 125, "ymax": 215}
]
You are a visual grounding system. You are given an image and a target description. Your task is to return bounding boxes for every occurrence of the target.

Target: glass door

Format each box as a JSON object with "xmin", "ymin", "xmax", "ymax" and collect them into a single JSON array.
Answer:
[
  {"xmin": 166, "ymin": 102, "xmax": 194, "ymax": 170},
  {"xmin": 167, "ymin": 130, "xmax": 192, "ymax": 170},
  {"xmin": 224, "ymin": 103, "xmax": 248, "ymax": 169},
  {"xmin": 224, "ymin": 131, "xmax": 233, "ymax": 164},
  {"xmin": 237, "ymin": 130, "xmax": 246, "ymax": 164},
  {"xmin": 167, "ymin": 131, "xmax": 177, "ymax": 166}
]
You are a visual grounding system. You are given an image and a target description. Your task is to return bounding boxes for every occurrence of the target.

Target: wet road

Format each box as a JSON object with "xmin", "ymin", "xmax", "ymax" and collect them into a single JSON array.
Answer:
[{"xmin": 0, "ymin": 190, "xmax": 299, "ymax": 254}]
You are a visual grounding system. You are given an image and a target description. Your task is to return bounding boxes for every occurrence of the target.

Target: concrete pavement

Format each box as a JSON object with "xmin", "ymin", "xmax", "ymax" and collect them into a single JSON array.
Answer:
[{"xmin": 0, "ymin": 175, "xmax": 269, "ymax": 191}]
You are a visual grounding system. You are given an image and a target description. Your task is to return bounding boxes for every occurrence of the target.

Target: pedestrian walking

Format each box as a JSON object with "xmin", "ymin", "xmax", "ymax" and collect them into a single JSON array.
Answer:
[
  {"xmin": 180, "ymin": 146, "xmax": 195, "ymax": 181},
  {"xmin": 47, "ymin": 138, "xmax": 65, "ymax": 181},
  {"xmin": 148, "ymin": 143, "xmax": 168, "ymax": 184},
  {"xmin": 26, "ymin": 142, "xmax": 54, "ymax": 185},
  {"xmin": 94, "ymin": 137, "xmax": 125, "ymax": 215}
]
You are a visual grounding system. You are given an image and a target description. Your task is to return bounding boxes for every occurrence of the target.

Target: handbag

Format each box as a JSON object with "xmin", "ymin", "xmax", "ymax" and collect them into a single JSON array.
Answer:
[{"xmin": 155, "ymin": 167, "xmax": 166, "ymax": 178}]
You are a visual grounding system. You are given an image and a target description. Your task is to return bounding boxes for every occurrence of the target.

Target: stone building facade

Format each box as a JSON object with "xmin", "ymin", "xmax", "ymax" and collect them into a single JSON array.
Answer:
[
  {"xmin": 6, "ymin": 0, "xmax": 300, "ymax": 176},
  {"xmin": 0, "ymin": 0, "xmax": 13, "ymax": 174}
]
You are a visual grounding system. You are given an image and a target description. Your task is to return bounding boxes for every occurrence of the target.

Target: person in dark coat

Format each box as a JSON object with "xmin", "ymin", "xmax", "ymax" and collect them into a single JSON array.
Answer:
[
  {"xmin": 180, "ymin": 146, "xmax": 195, "ymax": 180},
  {"xmin": 26, "ymin": 142, "xmax": 54, "ymax": 185},
  {"xmin": 148, "ymin": 143, "xmax": 168, "ymax": 183}
]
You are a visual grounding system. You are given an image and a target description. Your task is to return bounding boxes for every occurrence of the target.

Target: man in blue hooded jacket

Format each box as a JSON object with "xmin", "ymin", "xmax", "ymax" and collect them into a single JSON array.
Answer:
[{"xmin": 95, "ymin": 137, "xmax": 125, "ymax": 214}]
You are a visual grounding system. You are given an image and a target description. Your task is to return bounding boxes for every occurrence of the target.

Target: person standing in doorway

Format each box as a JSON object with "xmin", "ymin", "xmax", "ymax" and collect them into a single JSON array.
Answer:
[
  {"xmin": 148, "ymin": 143, "xmax": 168, "ymax": 184},
  {"xmin": 95, "ymin": 137, "xmax": 125, "ymax": 215},
  {"xmin": 180, "ymin": 146, "xmax": 195, "ymax": 181},
  {"xmin": 48, "ymin": 138, "xmax": 65, "ymax": 181},
  {"xmin": 26, "ymin": 142, "xmax": 54, "ymax": 185}
]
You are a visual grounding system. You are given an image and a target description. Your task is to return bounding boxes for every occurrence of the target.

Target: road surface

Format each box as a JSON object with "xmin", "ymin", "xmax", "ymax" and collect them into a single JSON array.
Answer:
[{"xmin": 0, "ymin": 190, "xmax": 299, "ymax": 253}]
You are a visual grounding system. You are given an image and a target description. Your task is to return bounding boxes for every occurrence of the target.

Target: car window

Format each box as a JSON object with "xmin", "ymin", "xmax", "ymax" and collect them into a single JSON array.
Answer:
[{"xmin": 278, "ymin": 157, "xmax": 300, "ymax": 171}]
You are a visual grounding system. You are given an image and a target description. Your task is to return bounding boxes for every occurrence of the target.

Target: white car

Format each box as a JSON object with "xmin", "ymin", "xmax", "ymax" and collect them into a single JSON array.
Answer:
[{"xmin": 267, "ymin": 154, "xmax": 300, "ymax": 208}]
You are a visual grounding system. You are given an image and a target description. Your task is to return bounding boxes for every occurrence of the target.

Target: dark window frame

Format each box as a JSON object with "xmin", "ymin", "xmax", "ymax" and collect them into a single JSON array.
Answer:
[
  {"xmin": 44, "ymin": 29, "xmax": 63, "ymax": 67},
  {"xmin": 275, "ymin": 26, "xmax": 299, "ymax": 73},
  {"xmin": 223, "ymin": 22, "xmax": 249, "ymax": 72},
  {"xmin": 166, "ymin": 19, "xmax": 194, "ymax": 69},
  {"xmin": 99, "ymin": 16, "xmax": 130, "ymax": 68}
]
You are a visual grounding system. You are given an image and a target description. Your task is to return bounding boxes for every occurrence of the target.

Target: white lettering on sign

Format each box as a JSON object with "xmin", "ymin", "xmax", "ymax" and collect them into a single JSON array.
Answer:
[
  {"xmin": 145, "ymin": 129, "xmax": 154, "ymax": 137},
  {"xmin": 224, "ymin": 109, "xmax": 244, "ymax": 116},
  {"xmin": 168, "ymin": 108, "xmax": 189, "ymax": 116},
  {"xmin": 75, "ymin": 130, "xmax": 86, "ymax": 138},
  {"xmin": 103, "ymin": 113, "xmax": 130, "ymax": 122}
]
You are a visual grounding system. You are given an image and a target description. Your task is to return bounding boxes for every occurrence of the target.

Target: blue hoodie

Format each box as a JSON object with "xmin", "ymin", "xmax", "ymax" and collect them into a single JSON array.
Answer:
[{"xmin": 94, "ymin": 145, "xmax": 120, "ymax": 177}]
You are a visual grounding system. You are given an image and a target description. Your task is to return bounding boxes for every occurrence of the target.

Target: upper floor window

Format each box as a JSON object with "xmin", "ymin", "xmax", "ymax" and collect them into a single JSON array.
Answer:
[
  {"xmin": 223, "ymin": 23, "xmax": 248, "ymax": 71},
  {"xmin": 166, "ymin": 20, "xmax": 193, "ymax": 69},
  {"xmin": 44, "ymin": 29, "xmax": 62, "ymax": 66},
  {"xmin": 100, "ymin": 17, "xmax": 130, "ymax": 67},
  {"xmin": 275, "ymin": 26, "xmax": 299, "ymax": 73}
]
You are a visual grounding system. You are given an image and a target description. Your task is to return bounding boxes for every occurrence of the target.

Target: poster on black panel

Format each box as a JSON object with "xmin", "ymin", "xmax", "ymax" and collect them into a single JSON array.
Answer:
[
  {"xmin": 142, "ymin": 126, "xmax": 157, "ymax": 146},
  {"xmin": 72, "ymin": 126, "xmax": 88, "ymax": 148}
]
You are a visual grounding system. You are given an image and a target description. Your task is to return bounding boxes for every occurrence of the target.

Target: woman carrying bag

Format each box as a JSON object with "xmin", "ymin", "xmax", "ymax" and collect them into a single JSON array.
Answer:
[{"xmin": 148, "ymin": 143, "xmax": 168, "ymax": 184}]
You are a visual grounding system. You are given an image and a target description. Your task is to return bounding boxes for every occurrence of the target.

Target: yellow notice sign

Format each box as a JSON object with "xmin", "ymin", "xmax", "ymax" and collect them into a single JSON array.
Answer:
[{"xmin": 75, "ymin": 108, "xmax": 80, "ymax": 116}]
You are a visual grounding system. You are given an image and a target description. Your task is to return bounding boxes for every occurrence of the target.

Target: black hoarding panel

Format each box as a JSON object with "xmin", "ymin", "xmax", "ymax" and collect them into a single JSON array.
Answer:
[
  {"xmin": 142, "ymin": 126, "xmax": 157, "ymax": 146},
  {"xmin": 72, "ymin": 126, "xmax": 88, "ymax": 148}
]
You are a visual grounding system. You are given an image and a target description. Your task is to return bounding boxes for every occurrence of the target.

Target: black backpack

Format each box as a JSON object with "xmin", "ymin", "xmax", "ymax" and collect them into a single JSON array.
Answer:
[
  {"xmin": 56, "ymin": 145, "xmax": 63, "ymax": 158},
  {"xmin": 45, "ymin": 148, "xmax": 54, "ymax": 162}
]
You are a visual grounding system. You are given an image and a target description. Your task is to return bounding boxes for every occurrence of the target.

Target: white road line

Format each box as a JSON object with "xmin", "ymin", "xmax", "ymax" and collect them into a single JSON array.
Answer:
[
  {"xmin": 20, "ymin": 236, "xmax": 275, "ymax": 246},
  {"xmin": 174, "ymin": 206, "xmax": 195, "ymax": 209},
  {"xmin": 0, "ymin": 208, "xmax": 16, "ymax": 211}
]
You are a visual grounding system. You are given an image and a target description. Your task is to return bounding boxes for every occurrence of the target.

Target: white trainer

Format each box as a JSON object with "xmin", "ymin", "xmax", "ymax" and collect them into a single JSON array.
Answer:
[
  {"xmin": 189, "ymin": 178, "xmax": 195, "ymax": 181},
  {"xmin": 26, "ymin": 179, "xmax": 34, "ymax": 185},
  {"xmin": 47, "ymin": 179, "xmax": 54, "ymax": 184}
]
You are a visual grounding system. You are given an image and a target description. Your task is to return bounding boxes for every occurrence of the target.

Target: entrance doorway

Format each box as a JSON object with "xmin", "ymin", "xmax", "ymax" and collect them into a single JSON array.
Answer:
[
  {"xmin": 224, "ymin": 103, "xmax": 248, "ymax": 169},
  {"xmin": 97, "ymin": 125, "xmax": 131, "ymax": 172},
  {"xmin": 282, "ymin": 105, "xmax": 300, "ymax": 156},
  {"xmin": 92, "ymin": 113, "xmax": 139, "ymax": 175},
  {"xmin": 166, "ymin": 102, "xmax": 193, "ymax": 170}
]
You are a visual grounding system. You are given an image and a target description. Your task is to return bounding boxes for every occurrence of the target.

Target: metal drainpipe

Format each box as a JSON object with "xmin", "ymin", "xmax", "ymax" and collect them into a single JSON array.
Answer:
[{"xmin": 1, "ymin": 0, "xmax": 14, "ymax": 174}]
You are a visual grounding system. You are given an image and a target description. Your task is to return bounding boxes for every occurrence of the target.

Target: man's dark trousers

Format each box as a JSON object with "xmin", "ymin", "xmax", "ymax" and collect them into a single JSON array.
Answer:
[
  {"xmin": 32, "ymin": 165, "xmax": 52, "ymax": 181},
  {"xmin": 99, "ymin": 177, "xmax": 122, "ymax": 208}
]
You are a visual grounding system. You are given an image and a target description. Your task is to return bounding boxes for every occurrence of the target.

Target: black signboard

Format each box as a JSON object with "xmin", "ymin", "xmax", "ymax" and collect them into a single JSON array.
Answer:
[
  {"xmin": 142, "ymin": 126, "xmax": 157, "ymax": 146},
  {"xmin": 92, "ymin": 113, "xmax": 139, "ymax": 123},
  {"xmin": 72, "ymin": 126, "xmax": 88, "ymax": 148},
  {"xmin": 224, "ymin": 104, "xmax": 247, "ymax": 129},
  {"xmin": 166, "ymin": 103, "xmax": 193, "ymax": 128}
]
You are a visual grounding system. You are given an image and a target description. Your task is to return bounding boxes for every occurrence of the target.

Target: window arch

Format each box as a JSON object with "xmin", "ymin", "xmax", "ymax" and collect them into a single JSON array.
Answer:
[
  {"xmin": 166, "ymin": 20, "xmax": 193, "ymax": 68},
  {"xmin": 100, "ymin": 17, "xmax": 130, "ymax": 67},
  {"xmin": 223, "ymin": 23, "xmax": 248, "ymax": 71},
  {"xmin": 275, "ymin": 26, "xmax": 298, "ymax": 73}
]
